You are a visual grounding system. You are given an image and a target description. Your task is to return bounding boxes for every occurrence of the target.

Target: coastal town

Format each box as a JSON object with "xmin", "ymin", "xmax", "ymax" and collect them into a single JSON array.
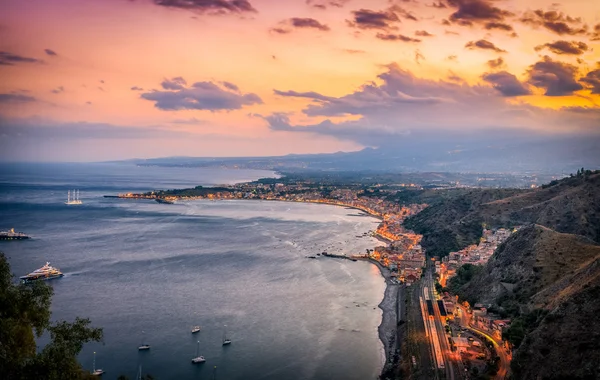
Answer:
[{"xmin": 113, "ymin": 178, "xmax": 518, "ymax": 379}]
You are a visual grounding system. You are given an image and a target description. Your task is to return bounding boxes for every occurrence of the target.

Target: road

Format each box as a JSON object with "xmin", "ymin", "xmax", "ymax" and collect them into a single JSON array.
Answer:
[{"xmin": 457, "ymin": 305, "xmax": 511, "ymax": 379}]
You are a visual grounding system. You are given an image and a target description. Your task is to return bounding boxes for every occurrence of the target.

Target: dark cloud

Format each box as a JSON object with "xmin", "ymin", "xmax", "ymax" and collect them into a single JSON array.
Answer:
[
  {"xmin": 263, "ymin": 64, "xmax": 599, "ymax": 146},
  {"xmin": 520, "ymin": 9, "xmax": 587, "ymax": 36},
  {"xmin": 465, "ymin": 39, "xmax": 505, "ymax": 53},
  {"xmin": 388, "ymin": 5, "xmax": 418, "ymax": 21},
  {"xmin": 306, "ymin": 0, "xmax": 350, "ymax": 9},
  {"xmin": 86, "ymin": 101, "xmax": 92, "ymax": 105},
  {"xmin": 271, "ymin": 17, "xmax": 330, "ymax": 34},
  {"xmin": 222, "ymin": 81, "xmax": 239, "ymax": 91},
  {"xmin": 580, "ymin": 70, "xmax": 600, "ymax": 94},
  {"xmin": 152, "ymin": 0, "xmax": 257, "ymax": 15},
  {"xmin": 430, "ymin": 1, "xmax": 446, "ymax": 8},
  {"xmin": 346, "ymin": 8, "xmax": 401, "ymax": 30},
  {"xmin": 270, "ymin": 27, "xmax": 290, "ymax": 34},
  {"xmin": 44, "ymin": 49, "xmax": 57, "ymax": 56},
  {"xmin": 131, "ymin": 86, "xmax": 144, "ymax": 91},
  {"xmin": 0, "ymin": 51, "xmax": 43, "ymax": 66},
  {"xmin": 447, "ymin": 0, "xmax": 513, "ymax": 25},
  {"xmin": 535, "ymin": 40, "xmax": 588, "ymax": 55},
  {"xmin": 482, "ymin": 71, "xmax": 531, "ymax": 96},
  {"xmin": 289, "ymin": 17, "xmax": 330, "ymax": 31},
  {"xmin": 161, "ymin": 76, "xmax": 187, "ymax": 90},
  {"xmin": 415, "ymin": 30, "xmax": 434, "ymax": 37},
  {"xmin": 274, "ymin": 90, "xmax": 333, "ymax": 101},
  {"xmin": 446, "ymin": 54, "xmax": 458, "ymax": 61},
  {"xmin": 484, "ymin": 22, "xmax": 514, "ymax": 32},
  {"xmin": 527, "ymin": 56, "xmax": 583, "ymax": 96},
  {"xmin": 51, "ymin": 86, "xmax": 65, "ymax": 94},
  {"xmin": 487, "ymin": 57, "xmax": 505, "ymax": 69},
  {"xmin": 592, "ymin": 24, "xmax": 600, "ymax": 41},
  {"xmin": 376, "ymin": 33, "xmax": 421, "ymax": 43},
  {"xmin": 141, "ymin": 78, "xmax": 262, "ymax": 111},
  {"xmin": 0, "ymin": 93, "xmax": 37, "ymax": 103}
]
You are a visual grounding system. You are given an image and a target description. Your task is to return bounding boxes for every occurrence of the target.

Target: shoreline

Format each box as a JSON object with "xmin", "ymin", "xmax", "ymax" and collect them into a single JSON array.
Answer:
[{"xmin": 357, "ymin": 257, "xmax": 400, "ymax": 377}]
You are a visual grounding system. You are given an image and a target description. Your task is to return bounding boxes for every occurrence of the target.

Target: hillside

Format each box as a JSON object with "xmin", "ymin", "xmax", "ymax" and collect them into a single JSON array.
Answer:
[
  {"xmin": 480, "ymin": 171, "xmax": 600, "ymax": 243},
  {"xmin": 404, "ymin": 171, "xmax": 600, "ymax": 257},
  {"xmin": 452, "ymin": 225, "xmax": 600, "ymax": 379},
  {"xmin": 402, "ymin": 189, "xmax": 526, "ymax": 257}
]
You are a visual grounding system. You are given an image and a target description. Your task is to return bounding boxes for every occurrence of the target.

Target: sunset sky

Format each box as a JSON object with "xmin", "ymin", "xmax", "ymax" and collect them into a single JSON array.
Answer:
[{"xmin": 0, "ymin": 0, "xmax": 599, "ymax": 161}]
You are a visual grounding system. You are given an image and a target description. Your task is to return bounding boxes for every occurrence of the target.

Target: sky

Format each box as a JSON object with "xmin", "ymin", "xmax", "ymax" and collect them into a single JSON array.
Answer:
[{"xmin": 0, "ymin": 0, "xmax": 599, "ymax": 162}]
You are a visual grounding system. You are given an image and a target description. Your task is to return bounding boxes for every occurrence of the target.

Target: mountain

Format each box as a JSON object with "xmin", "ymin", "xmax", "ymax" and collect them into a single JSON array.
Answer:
[
  {"xmin": 454, "ymin": 225, "xmax": 600, "ymax": 380},
  {"xmin": 117, "ymin": 134, "xmax": 600, "ymax": 175},
  {"xmin": 403, "ymin": 170, "xmax": 600, "ymax": 257}
]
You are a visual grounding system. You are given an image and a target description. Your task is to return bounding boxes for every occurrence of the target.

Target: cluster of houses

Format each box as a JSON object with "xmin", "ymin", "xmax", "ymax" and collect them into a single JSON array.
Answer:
[{"xmin": 437, "ymin": 227, "xmax": 517, "ymax": 287}]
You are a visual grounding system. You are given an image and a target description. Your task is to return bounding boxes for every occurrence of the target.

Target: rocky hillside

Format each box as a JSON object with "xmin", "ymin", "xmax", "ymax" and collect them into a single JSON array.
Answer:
[
  {"xmin": 452, "ymin": 225, "xmax": 600, "ymax": 379},
  {"xmin": 404, "ymin": 170, "xmax": 600, "ymax": 257},
  {"xmin": 402, "ymin": 189, "xmax": 524, "ymax": 257},
  {"xmin": 480, "ymin": 171, "xmax": 600, "ymax": 243}
]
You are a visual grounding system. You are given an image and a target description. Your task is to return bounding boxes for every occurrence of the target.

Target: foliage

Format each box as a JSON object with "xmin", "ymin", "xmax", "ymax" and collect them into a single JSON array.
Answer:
[
  {"xmin": 0, "ymin": 252, "xmax": 103, "ymax": 380},
  {"xmin": 447, "ymin": 264, "xmax": 483, "ymax": 298}
]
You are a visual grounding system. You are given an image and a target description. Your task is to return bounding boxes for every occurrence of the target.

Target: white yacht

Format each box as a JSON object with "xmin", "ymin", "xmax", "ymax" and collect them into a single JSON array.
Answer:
[
  {"xmin": 65, "ymin": 189, "xmax": 83, "ymax": 205},
  {"xmin": 191, "ymin": 341, "xmax": 206, "ymax": 364}
]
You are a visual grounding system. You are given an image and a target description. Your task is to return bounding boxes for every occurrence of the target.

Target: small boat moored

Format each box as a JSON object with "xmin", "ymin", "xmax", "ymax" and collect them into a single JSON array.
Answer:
[
  {"xmin": 92, "ymin": 352, "xmax": 104, "ymax": 376},
  {"xmin": 138, "ymin": 331, "xmax": 150, "ymax": 350},
  {"xmin": 192, "ymin": 341, "xmax": 206, "ymax": 364},
  {"xmin": 191, "ymin": 326, "xmax": 201, "ymax": 334}
]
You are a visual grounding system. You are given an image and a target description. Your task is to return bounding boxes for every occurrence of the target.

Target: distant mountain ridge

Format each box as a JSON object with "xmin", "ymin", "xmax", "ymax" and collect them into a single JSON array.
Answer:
[{"xmin": 116, "ymin": 134, "xmax": 600, "ymax": 174}]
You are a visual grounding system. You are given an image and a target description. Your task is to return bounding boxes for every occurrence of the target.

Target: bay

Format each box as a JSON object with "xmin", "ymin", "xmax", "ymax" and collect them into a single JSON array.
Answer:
[{"xmin": 0, "ymin": 163, "xmax": 385, "ymax": 380}]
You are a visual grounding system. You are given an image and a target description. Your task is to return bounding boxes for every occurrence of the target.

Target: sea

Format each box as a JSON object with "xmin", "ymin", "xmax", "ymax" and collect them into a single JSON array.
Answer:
[{"xmin": 0, "ymin": 163, "xmax": 386, "ymax": 380}]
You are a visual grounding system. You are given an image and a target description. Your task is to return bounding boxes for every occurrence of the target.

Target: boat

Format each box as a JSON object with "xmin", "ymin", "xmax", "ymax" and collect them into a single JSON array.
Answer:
[
  {"xmin": 222, "ymin": 325, "xmax": 231, "ymax": 346},
  {"xmin": 19, "ymin": 262, "xmax": 64, "ymax": 283},
  {"xmin": 191, "ymin": 326, "xmax": 201, "ymax": 334},
  {"xmin": 155, "ymin": 198, "xmax": 175, "ymax": 204},
  {"xmin": 65, "ymin": 189, "xmax": 83, "ymax": 205},
  {"xmin": 0, "ymin": 228, "xmax": 30, "ymax": 240},
  {"xmin": 191, "ymin": 340, "xmax": 206, "ymax": 363},
  {"xmin": 138, "ymin": 331, "xmax": 150, "ymax": 350},
  {"xmin": 91, "ymin": 351, "xmax": 104, "ymax": 376}
]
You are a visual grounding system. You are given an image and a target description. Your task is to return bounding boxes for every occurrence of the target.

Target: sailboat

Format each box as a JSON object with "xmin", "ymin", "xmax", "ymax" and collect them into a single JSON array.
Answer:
[
  {"xmin": 191, "ymin": 340, "xmax": 206, "ymax": 363},
  {"xmin": 191, "ymin": 325, "xmax": 201, "ymax": 334},
  {"xmin": 222, "ymin": 325, "xmax": 231, "ymax": 346},
  {"xmin": 65, "ymin": 189, "xmax": 83, "ymax": 205},
  {"xmin": 138, "ymin": 331, "xmax": 150, "ymax": 350},
  {"xmin": 91, "ymin": 351, "xmax": 104, "ymax": 376}
]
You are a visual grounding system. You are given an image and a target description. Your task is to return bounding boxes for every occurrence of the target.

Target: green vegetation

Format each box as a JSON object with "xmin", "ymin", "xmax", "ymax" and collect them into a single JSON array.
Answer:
[
  {"xmin": 0, "ymin": 253, "xmax": 103, "ymax": 379},
  {"xmin": 502, "ymin": 309, "xmax": 548, "ymax": 348},
  {"xmin": 403, "ymin": 189, "xmax": 525, "ymax": 257},
  {"xmin": 446, "ymin": 264, "xmax": 483, "ymax": 303}
]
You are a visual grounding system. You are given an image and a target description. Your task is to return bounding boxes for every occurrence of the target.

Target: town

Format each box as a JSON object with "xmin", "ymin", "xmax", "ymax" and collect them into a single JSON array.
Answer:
[{"xmin": 115, "ymin": 178, "xmax": 518, "ymax": 379}]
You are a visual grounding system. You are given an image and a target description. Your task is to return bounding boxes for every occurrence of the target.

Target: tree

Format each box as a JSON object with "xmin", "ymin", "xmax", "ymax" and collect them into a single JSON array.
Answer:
[{"xmin": 0, "ymin": 252, "xmax": 103, "ymax": 379}]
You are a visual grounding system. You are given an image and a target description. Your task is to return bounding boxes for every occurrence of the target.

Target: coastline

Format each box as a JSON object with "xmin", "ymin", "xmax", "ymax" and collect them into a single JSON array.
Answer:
[
  {"xmin": 358, "ymin": 257, "xmax": 400, "ymax": 377},
  {"xmin": 111, "ymin": 194, "xmax": 402, "ymax": 377}
]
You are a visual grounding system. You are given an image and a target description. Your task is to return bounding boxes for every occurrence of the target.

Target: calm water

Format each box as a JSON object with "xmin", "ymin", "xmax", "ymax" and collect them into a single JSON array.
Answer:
[{"xmin": 0, "ymin": 163, "xmax": 385, "ymax": 380}]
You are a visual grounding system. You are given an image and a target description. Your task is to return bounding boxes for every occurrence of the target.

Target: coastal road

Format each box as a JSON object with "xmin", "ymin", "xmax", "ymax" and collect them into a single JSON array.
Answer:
[{"xmin": 457, "ymin": 306, "xmax": 511, "ymax": 379}]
